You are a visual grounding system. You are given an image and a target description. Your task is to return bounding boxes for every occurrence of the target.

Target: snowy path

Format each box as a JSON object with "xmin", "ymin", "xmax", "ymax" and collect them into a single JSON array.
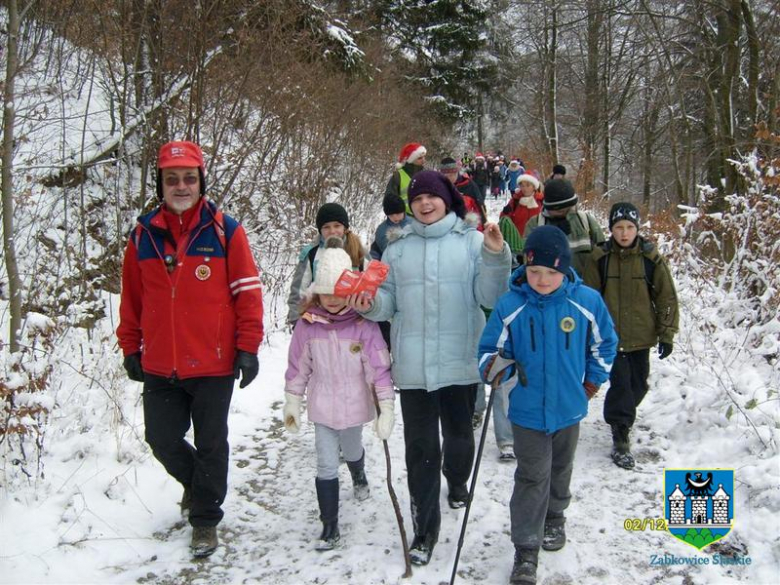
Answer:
[{"xmin": 85, "ymin": 338, "xmax": 754, "ymax": 585}]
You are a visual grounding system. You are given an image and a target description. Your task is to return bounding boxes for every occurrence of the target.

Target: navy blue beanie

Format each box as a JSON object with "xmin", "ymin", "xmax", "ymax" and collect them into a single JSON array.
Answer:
[
  {"xmin": 524, "ymin": 225, "xmax": 572, "ymax": 274},
  {"xmin": 408, "ymin": 170, "xmax": 466, "ymax": 219}
]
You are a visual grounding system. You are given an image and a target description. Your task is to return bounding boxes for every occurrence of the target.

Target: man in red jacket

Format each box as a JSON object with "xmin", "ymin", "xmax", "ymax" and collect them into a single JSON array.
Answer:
[{"xmin": 117, "ymin": 141, "xmax": 264, "ymax": 557}]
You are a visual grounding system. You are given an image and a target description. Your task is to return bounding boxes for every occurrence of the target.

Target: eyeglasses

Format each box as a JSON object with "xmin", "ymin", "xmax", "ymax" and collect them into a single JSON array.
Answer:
[{"xmin": 163, "ymin": 175, "xmax": 199, "ymax": 187}]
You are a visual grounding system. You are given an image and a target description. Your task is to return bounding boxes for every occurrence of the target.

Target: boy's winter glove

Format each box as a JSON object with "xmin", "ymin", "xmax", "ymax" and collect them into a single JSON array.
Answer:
[
  {"xmin": 283, "ymin": 393, "xmax": 302, "ymax": 433},
  {"xmin": 233, "ymin": 350, "xmax": 259, "ymax": 388},
  {"xmin": 583, "ymin": 381, "xmax": 599, "ymax": 399},
  {"xmin": 374, "ymin": 399, "xmax": 395, "ymax": 440},
  {"xmin": 483, "ymin": 352, "xmax": 515, "ymax": 385},
  {"xmin": 123, "ymin": 353, "xmax": 144, "ymax": 382},
  {"xmin": 658, "ymin": 342, "xmax": 673, "ymax": 360}
]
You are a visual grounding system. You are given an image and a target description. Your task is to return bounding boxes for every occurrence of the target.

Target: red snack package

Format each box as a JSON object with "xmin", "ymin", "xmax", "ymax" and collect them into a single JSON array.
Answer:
[{"xmin": 333, "ymin": 260, "xmax": 390, "ymax": 299}]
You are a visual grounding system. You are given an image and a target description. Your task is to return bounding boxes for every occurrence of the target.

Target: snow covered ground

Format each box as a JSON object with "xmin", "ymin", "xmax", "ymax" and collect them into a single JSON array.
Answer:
[{"xmin": 2, "ymin": 198, "xmax": 778, "ymax": 585}]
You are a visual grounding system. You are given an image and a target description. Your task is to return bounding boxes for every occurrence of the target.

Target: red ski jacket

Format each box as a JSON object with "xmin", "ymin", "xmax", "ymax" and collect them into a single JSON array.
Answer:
[{"xmin": 117, "ymin": 198, "xmax": 264, "ymax": 379}]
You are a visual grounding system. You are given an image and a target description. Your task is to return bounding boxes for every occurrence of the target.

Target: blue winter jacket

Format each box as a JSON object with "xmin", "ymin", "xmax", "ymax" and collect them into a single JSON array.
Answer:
[
  {"xmin": 478, "ymin": 265, "xmax": 617, "ymax": 434},
  {"xmin": 370, "ymin": 216, "xmax": 410, "ymax": 260},
  {"xmin": 362, "ymin": 212, "xmax": 512, "ymax": 391}
]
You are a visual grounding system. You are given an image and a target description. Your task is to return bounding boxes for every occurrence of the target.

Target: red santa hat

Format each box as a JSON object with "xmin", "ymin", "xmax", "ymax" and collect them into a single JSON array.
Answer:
[{"xmin": 397, "ymin": 142, "xmax": 427, "ymax": 168}]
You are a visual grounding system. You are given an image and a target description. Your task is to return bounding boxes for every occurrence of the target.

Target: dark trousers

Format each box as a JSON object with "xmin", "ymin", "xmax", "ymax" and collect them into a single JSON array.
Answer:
[
  {"xmin": 400, "ymin": 384, "xmax": 476, "ymax": 539},
  {"xmin": 143, "ymin": 374, "xmax": 234, "ymax": 527},
  {"xmin": 604, "ymin": 349, "xmax": 650, "ymax": 429},
  {"xmin": 510, "ymin": 423, "xmax": 580, "ymax": 547}
]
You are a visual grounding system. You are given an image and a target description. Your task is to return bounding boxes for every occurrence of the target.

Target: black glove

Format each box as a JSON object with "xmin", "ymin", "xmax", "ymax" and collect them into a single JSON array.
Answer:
[
  {"xmin": 502, "ymin": 205, "xmax": 512, "ymax": 215},
  {"xmin": 658, "ymin": 342, "xmax": 673, "ymax": 360},
  {"xmin": 233, "ymin": 350, "xmax": 259, "ymax": 389},
  {"xmin": 123, "ymin": 352, "xmax": 144, "ymax": 382}
]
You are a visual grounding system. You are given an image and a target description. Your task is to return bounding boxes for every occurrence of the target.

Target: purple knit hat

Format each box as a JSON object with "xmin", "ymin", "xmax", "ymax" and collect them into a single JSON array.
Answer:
[{"xmin": 407, "ymin": 170, "xmax": 466, "ymax": 219}]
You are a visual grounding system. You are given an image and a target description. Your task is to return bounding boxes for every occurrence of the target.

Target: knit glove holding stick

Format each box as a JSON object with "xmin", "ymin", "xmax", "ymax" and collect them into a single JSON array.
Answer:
[
  {"xmin": 283, "ymin": 393, "xmax": 302, "ymax": 433},
  {"xmin": 374, "ymin": 399, "xmax": 394, "ymax": 440}
]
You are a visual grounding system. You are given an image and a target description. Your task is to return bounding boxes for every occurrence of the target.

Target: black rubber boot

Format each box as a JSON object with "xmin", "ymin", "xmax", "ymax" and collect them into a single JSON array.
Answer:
[
  {"xmin": 409, "ymin": 532, "xmax": 438, "ymax": 566},
  {"xmin": 346, "ymin": 451, "xmax": 370, "ymax": 502},
  {"xmin": 315, "ymin": 477, "xmax": 340, "ymax": 551},
  {"xmin": 610, "ymin": 424, "xmax": 635, "ymax": 469},
  {"xmin": 510, "ymin": 546, "xmax": 539, "ymax": 584}
]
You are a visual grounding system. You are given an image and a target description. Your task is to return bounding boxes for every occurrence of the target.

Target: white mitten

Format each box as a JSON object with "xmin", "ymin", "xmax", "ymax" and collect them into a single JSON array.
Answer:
[
  {"xmin": 374, "ymin": 399, "xmax": 395, "ymax": 440},
  {"xmin": 283, "ymin": 393, "xmax": 302, "ymax": 433}
]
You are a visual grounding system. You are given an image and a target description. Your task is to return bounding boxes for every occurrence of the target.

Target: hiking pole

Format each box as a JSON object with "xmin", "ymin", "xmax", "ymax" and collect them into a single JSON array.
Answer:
[
  {"xmin": 449, "ymin": 351, "xmax": 522, "ymax": 585},
  {"xmin": 372, "ymin": 387, "xmax": 412, "ymax": 578},
  {"xmin": 448, "ymin": 380, "xmax": 497, "ymax": 585}
]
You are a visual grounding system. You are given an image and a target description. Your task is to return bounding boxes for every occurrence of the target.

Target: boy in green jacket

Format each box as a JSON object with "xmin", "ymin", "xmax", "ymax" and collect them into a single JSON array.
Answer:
[{"xmin": 582, "ymin": 202, "xmax": 679, "ymax": 469}]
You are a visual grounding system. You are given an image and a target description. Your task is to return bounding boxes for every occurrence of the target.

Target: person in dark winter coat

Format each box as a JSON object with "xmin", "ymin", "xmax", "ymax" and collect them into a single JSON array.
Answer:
[
  {"xmin": 349, "ymin": 170, "xmax": 511, "ymax": 567},
  {"xmin": 524, "ymin": 179, "xmax": 605, "ymax": 276},
  {"xmin": 470, "ymin": 152, "xmax": 490, "ymax": 205},
  {"xmin": 286, "ymin": 203, "xmax": 369, "ymax": 325},
  {"xmin": 283, "ymin": 238, "xmax": 395, "ymax": 551},
  {"xmin": 117, "ymin": 140, "xmax": 264, "ymax": 558},
  {"xmin": 582, "ymin": 202, "xmax": 679, "ymax": 469},
  {"xmin": 385, "ymin": 142, "xmax": 427, "ymax": 214},
  {"xmin": 439, "ymin": 156, "xmax": 487, "ymax": 229},
  {"xmin": 478, "ymin": 226, "xmax": 617, "ymax": 585}
]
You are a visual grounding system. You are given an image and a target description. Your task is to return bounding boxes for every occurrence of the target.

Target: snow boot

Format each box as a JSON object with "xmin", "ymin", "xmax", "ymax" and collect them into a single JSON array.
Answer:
[
  {"xmin": 611, "ymin": 425, "xmax": 635, "ymax": 469},
  {"xmin": 472, "ymin": 410, "xmax": 484, "ymax": 430},
  {"xmin": 346, "ymin": 451, "xmax": 370, "ymax": 502},
  {"xmin": 190, "ymin": 526, "xmax": 218, "ymax": 558},
  {"xmin": 447, "ymin": 481, "xmax": 469, "ymax": 509},
  {"xmin": 542, "ymin": 513, "xmax": 566, "ymax": 551},
  {"xmin": 315, "ymin": 477, "xmax": 340, "ymax": 551},
  {"xmin": 409, "ymin": 532, "xmax": 437, "ymax": 566},
  {"xmin": 499, "ymin": 444, "xmax": 516, "ymax": 462},
  {"xmin": 510, "ymin": 546, "xmax": 538, "ymax": 584}
]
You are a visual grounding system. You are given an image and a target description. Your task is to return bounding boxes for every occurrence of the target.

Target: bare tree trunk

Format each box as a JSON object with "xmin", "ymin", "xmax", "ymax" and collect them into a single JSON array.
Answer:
[
  {"xmin": 740, "ymin": 0, "xmax": 759, "ymax": 141},
  {"xmin": 582, "ymin": 0, "xmax": 603, "ymax": 194},
  {"xmin": 545, "ymin": 4, "xmax": 559, "ymax": 164},
  {"xmin": 2, "ymin": 0, "xmax": 25, "ymax": 353}
]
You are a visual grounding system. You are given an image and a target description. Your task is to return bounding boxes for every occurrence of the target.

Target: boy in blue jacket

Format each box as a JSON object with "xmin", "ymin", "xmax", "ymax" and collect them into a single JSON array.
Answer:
[{"xmin": 478, "ymin": 226, "xmax": 617, "ymax": 585}]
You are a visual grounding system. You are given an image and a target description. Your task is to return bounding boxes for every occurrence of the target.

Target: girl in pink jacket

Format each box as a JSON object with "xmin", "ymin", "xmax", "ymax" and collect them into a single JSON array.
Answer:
[{"xmin": 283, "ymin": 237, "xmax": 395, "ymax": 551}]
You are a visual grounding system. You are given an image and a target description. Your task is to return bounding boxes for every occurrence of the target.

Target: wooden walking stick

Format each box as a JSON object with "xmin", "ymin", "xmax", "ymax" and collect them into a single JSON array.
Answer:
[{"xmin": 372, "ymin": 387, "xmax": 412, "ymax": 578}]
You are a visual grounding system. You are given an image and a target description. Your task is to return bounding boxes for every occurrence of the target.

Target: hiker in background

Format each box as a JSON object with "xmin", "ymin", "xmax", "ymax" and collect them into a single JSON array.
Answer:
[
  {"xmin": 501, "ymin": 172, "xmax": 544, "ymax": 238},
  {"xmin": 287, "ymin": 203, "xmax": 368, "ymax": 326},
  {"xmin": 370, "ymin": 195, "xmax": 410, "ymax": 261},
  {"xmin": 550, "ymin": 164, "xmax": 566, "ymax": 180},
  {"xmin": 582, "ymin": 202, "xmax": 679, "ymax": 470},
  {"xmin": 523, "ymin": 179, "xmax": 604, "ymax": 276},
  {"xmin": 283, "ymin": 237, "xmax": 395, "ymax": 551},
  {"xmin": 117, "ymin": 140, "xmax": 263, "ymax": 558},
  {"xmin": 479, "ymin": 226, "xmax": 617, "ymax": 585},
  {"xmin": 385, "ymin": 142, "xmax": 427, "ymax": 214},
  {"xmin": 470, "ymin": 152, "xmax": 490, "ymax": 206},
  {"xmin": 348, "ymin": 170, "xmax": 511, "ymax": 567},
  {"xmin": 506, "ymin": 159, "xmax": 525, "ymax": 194},
  {"xmin": 439, "ymin": 156, "xmax": 486, "ymax": 230}
]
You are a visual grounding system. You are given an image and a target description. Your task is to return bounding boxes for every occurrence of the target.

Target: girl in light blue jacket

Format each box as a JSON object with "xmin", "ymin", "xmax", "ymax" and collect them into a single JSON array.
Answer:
[{"xmin": 349, "ymin": 170, "xmax": 511, "ymax": 566}]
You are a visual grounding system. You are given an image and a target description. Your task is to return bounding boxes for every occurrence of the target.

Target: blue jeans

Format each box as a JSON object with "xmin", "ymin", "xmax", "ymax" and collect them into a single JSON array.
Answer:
[{"xmin": 474, "ymin": 377, "xmax": 514, "ymax": 448}]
